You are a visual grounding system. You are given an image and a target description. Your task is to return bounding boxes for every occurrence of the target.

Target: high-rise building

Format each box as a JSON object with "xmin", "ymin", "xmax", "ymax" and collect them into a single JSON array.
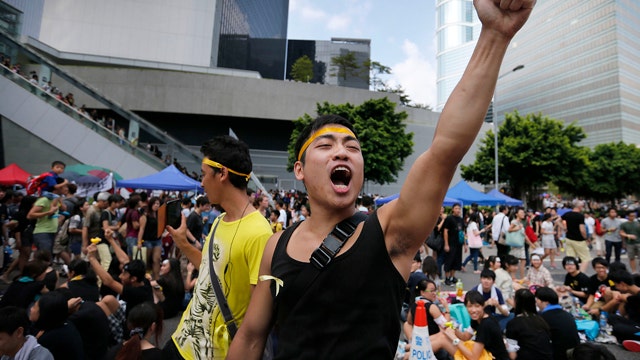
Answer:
[
  {"xmin": 215, "ymin": 0, "xmax": 289, "ymax": 80},
  {"xmin": 286, "ymin": 38, "xmax": 370, "ymax": 89},
  {"xmin": 498, "ymin": 0, "xmax": 640, "ymax": 147},
  {"xmin": 435, "ymin": 0, "xmax": 480, "ymax": 111}
]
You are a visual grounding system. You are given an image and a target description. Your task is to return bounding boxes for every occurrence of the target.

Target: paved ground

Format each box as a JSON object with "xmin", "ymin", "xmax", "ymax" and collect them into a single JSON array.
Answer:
[{"xmin": 2, "ymin": 245, "xmax": 639, "ymax": 358}]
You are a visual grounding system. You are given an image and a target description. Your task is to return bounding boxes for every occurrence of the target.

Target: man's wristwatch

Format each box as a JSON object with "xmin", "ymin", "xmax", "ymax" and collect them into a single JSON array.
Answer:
[{"xmin": 452, "ymin": 338, "xmax": 460, "ymax": 346}]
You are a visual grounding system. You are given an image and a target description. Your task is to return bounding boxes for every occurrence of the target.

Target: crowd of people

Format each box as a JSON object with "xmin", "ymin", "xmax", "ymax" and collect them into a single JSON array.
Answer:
[
  {"xmin": 2, "ymin": 2, "xmax": 637, "ymax": 359},
  {"xmin": 401, "ymin": 199, "xmax": 640, "ymax": 359}
]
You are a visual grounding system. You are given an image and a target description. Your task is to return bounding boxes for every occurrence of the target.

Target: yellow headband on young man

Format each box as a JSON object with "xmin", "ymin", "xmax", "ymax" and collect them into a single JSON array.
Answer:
[
  {"xmin": 297, "ymin": 127, "xmax": 357, "ymax": 161},
  {"xmin": 202, "ymin": 158, "xmax": 251, "ymax": 181}
]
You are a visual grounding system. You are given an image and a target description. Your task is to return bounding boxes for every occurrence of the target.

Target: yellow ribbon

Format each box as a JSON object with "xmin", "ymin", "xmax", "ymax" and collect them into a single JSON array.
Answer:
[
  {"xmin": 259, "ymin": 275, "xmax": 284, "ymax": 296},
  {"xmin": 297, "ymin": 127, "xmax": 357, "ymax": 161},
  {"xmin": 202, "ymin": 158, "xmax": 251, "ymax": 181}
]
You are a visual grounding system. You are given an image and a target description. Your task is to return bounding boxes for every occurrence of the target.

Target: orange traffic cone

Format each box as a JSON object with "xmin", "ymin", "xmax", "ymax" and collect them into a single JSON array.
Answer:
[{"xmin": 410, "ymin": 300, "xmax": 434, "ymax": 359}]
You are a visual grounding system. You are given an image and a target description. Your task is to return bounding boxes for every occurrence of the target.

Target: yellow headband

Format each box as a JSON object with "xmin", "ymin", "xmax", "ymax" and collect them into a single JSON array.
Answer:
[
  {"xmin": 202, "ymin": 158, "xmax": 251, "ymax": 181},
  {"xmin": 297, "ymin": 127, "xmax": 357, "ymax": 161}
]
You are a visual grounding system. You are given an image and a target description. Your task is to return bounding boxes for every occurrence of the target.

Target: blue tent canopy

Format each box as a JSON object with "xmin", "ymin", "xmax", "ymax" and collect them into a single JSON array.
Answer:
[
  {"xmin": 486, "ymin": 189, "xmax": 523, "ymax": 206},
  {"xmin": 445, "ymin": 180, "xmax": 502, "ymax": 206},
  {"xmin": 375, "ymin": 193, "xmax": 461, "ymax": 207},
  {"xmin": 116, "ymin": 165, "xmax": 203, "ymax": 192}
]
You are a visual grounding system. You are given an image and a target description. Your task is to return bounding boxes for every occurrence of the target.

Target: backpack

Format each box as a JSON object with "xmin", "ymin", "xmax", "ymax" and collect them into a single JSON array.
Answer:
[
  {"xmin": 55, "ymin": 218, "xmax": 71, "ymax": 246},
  {"xmin": 595, "ymin": 218, "xmax": 605, "ymax": 236},
  {"xmin": 26, "ymin": 171, "xmax": 53, "ymax": 196}
]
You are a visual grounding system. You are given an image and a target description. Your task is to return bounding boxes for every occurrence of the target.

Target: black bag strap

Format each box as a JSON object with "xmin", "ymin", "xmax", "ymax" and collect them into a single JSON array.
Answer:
[
  {"xmin": 207, "ymin": 215, "xmax": 239, "ymax": 338},
  {"xmin": 274, "ymin": 212, "xmax": 368, "ymax": 326},
  {"xmin": 310, "ymin": 211, "xmax": 368, "ymax": 269}
]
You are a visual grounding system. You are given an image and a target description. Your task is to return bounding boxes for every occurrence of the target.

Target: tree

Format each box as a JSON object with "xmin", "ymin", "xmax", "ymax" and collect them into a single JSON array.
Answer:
[
  {"xmin": 460, "ymin": 111, "xmax": 587, "ymax": 203},
  {"xmin": 290, "ymin": 55, "xmax": 314, "ymax": 82},
  {"xmin": 577, "ymin": 142, "xmax": 640, "ymax": 202},
  {"xmin": 330, "ymin": 51, "xmax": 362, "ymax": 81},
  {"xmin": 287, "ymin": 98, "xmax": 414, "ymax": 185},
  {"xmin": 364, "ymin": 60, "xmax": 391, "ymax": 91}
]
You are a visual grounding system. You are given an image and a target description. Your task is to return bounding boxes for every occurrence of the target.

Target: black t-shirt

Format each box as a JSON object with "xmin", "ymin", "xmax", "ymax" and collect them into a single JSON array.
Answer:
[
  {"xmin": 562, "ymin": 211, "xmax": 585, "ymax": 241},
  {"xmin": 563, "ymin": 272, "xmax": 591, "ymax": 303},
  {"xmin": 472, "ymin": 316, "xmax": 509, "ymax": 360},
  {"xmin": 68, "ymin": 301, "xmax": 110, "ymax": 360},
  {"xmin": 0, "ymin": 279, "xmax": 45, "ymax": 309},
  {"xmin": 443, "ymin": 215, "xmax": 465, "ymax": 247},
  {"xmin": 186, "ymin": 211, "xmax": 204, "ymax": 242},
  {"xmin": 587, "ymin": 274, "xmax": 615, "ymax": 296},
  {"xmin": 100, "ymin": 209, "xmax": 119, "ymax": 242},
  {"xmin": 68, "ymin": 277, "xmax": 100, "ymax": 302},
  {"xmin": 540, "ymin": 308, "xmax": 580, "ymax": 360},
  {"xmin": 505, "ymin": 315, "xmax": 553, "ymax": 360},
  {"xmin": 121, "ymin": 281, "xmax": 153, "ymax": 318},
  {"xmin": 38, "ymin": 322, "xmax": 85, "ymax": 360},
  {"xmin": 409, "ymin": 297, "xmax": 441, "ymax": 335}
]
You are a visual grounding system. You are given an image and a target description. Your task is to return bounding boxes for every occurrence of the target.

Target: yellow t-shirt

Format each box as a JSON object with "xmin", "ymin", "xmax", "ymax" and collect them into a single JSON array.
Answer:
[{"xmin": 172, "ymin": 210, "xmax": 271, "ymax": 360}]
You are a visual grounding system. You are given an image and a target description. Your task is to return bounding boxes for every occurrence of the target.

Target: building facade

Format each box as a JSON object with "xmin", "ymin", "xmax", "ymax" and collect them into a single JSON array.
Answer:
[
  {"xmin": 435, "ymin": 0, "xmax": 480, "ymax": 111},
  {"xmin": 499, "ymin": 0, "xmax": 640, "ymax": 147},
  {"xmin": 287, "ymin": 37, "xmax": 371, "ymax": 89}
]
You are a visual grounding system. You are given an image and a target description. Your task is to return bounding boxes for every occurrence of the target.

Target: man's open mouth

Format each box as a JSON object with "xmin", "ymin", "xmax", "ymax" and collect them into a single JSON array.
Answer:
[{"xmin": 330, "ymin": 166, "xmax": 352, "ymax": 188}]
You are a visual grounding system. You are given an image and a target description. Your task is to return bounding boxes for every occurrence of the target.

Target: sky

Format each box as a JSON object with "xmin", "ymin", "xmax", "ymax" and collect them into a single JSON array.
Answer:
[{"xmin": 287, "ymin": 0, "xmax": 437, "ymax": 108}]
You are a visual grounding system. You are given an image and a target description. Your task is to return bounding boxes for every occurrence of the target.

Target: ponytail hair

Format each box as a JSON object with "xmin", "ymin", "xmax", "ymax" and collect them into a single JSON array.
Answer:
[{"xmin": 115, "ymin": 302, "xmax": 164, "ymax": 360}]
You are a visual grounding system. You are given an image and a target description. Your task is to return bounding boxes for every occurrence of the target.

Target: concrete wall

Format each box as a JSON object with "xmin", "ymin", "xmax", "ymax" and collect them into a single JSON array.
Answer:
[{"xmin": 38, "ymin": 0, "xmax": 216, "ymax": 67}]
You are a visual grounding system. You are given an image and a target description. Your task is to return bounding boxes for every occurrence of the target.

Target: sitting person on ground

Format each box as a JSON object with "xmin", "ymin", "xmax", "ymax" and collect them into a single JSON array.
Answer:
[
  {"xmin": 555, "ymin": 256, "xmax": 590, "ymax": 305},
  {"xmin": 429, "ymin": 290, "xmax": 509, "ymax": 360},
  {"xmin": 29, "ymin": 291, "xmax": 84, "ymax": 360},
  {"xmin": 535, "ymin": 286, "xmax": 580, "ymax": 360},
  {"xmin": 505, "ymin": 288, "xmax": 553, "ymax": 359},
  {"xmin": 150, "ymin": 258, "xmax": 185, "ymax": 319},
  {"xmin": 33, "ymin": 250, "xmax": 58, "ymax": 292},
  {"xmin": 0, "ymin": 260, "xmax": 47, "ymax": 309},
  {"xmin": 55, "ymin": 287, "xmax": 111, "ymax": 360},
  {"xmin": 0, "ymin": 306, "xmax": 53, "ymax": 360},
  {"xmin": 606, "ymin": 270, "xmax": 640, "ymax": 346},
  {"xmin": 475, "ymin": 268, "xmax": 513, "ymax": 331},
  {"xmin": 493, "ymin": 255, "xmax": 518, "ymax": 309},
  {"xmin": 581, "ymin": 257, "xmax": 616, "ymax": 317},
  {"xmin": 59, "ymin": 258, "xmax": 100, "ymax": 302},
  {"xmin": 104, "ymin": 302, "xmax": 164, "ymax": 360},
  {"xmin": 525, "ymin": 253, "xmax": 554, "ymax": 288}
]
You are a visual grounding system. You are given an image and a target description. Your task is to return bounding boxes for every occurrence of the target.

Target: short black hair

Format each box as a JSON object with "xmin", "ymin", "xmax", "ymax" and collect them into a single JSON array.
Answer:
[
  {"xmin": 196, "ymin": 196, "xmax": 210, "ymax": 207},
  {"xmin": 591, "ymin": 257, "xmax": 608, "ymax": 269},
  {"xmin": 294, "ymin": 114, "xmax": 356, "ymax": 164},
  {"xmin": 51, "ymin": 160, "xmax": 66, "ymax": 168},
  {"xmin": 123, "ymin": 260, "xmax": 147, "ymax": 281},
  {"xmin": 562, "ymin": 256, "xmax": 580, "ymax": 268},
  {"xmin": 35, "ymin": 291, "xmax": 69, "ymax": 330},
  {"xmin": 201, "ymin": 135, "xmax": 252, "ymax": 190},
  {"xmin": 464, "ymin": 290, "xmax": 485, "ymax": 306},
  {"xmin": 480, "ymin": 269, "xmax": 496, "ymax": 281},
  {"xmin": 0, "ymin": 306, "xmax": 29, "ymax": 335},
  {"xmin": 610, "ymin": 270, "xmax": 634, "ymax": 286},
  {"xmin": 535, "ymin": 286, "xmax": 559, "ymax": 304}
]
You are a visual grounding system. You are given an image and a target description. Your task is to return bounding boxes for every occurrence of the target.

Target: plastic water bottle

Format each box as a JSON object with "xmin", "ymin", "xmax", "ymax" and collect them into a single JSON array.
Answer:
[
  {"xmin": 600, "ymin": 311, "xmax": 608, "ymax": 332},
  {"xmin": 456, "ymin": 278, "xmax": 464, "ymax": 298},
  {"xmin": 410, "ymin": 300, "xmax": 434, "ymax": 360}
]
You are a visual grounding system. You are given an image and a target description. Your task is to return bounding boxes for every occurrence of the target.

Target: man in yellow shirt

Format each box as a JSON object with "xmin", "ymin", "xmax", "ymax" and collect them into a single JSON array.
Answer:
[{"xmin": 163, "ymin": 136, "xmax": 272, "ymax": 360}]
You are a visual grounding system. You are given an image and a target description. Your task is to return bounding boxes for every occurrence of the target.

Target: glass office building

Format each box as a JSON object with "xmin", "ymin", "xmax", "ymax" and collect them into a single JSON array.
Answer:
[
  {"xmin": 496, "ymin": 0, "xmax": 640, "ymax": 147},
  {"xmin": 215, "ymin": 0, "xmax": 289, "ymax": 80},
  {"xmin": 286, "ymin": 38, "xmax": 370, "ymax": 89},
  {"xmin": 435, "ymin": 0, "xmax": 480, "ymax": 111}
]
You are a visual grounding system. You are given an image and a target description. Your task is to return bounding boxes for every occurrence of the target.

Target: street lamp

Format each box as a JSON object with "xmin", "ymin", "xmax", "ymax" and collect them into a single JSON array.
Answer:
[{"xmin": 493, "ymin": 64, "xmax": 524, "ymax": 192}]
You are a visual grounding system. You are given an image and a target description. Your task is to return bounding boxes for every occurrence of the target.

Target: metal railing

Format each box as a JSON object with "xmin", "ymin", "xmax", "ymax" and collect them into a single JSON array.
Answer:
[{"xmin": 0, "ymin": 30, "xmax": 201, "ymax": 170}]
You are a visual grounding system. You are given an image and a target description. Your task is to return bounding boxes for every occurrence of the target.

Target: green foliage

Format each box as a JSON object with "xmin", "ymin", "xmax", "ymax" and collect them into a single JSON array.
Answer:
[
  {"xmin": 579, "ymin": 142, "xmax": 640, "ymax": 202},
  {"xmin": 364, "ymin": 60, "xmax": 391, "ymax": 91},
  {"xmin": 286, "ymin": 98, "xmax": 414, "ymax": 185},
  {"xmin": 290, "ymin": 55, "xmax": 314, "ymax": 82},
  {"xmin": 461, "ymin": 111, "xmax": 587, "ymax": 203},
  {"xmin": 330, "ymin": 51, "xmax": 361, "ymax": 80}
]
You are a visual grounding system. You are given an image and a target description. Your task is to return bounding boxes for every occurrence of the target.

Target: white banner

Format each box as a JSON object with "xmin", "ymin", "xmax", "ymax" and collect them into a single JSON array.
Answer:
[{"xmin": 75, "ymin": 173, "xmax": 114, "ymax": 198}]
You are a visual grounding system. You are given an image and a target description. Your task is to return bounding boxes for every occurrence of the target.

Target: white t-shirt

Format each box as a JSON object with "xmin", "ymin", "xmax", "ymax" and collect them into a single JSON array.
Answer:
[{"xmin": 277, "ymin": 209, "xmax": 287, "ymax": 229}]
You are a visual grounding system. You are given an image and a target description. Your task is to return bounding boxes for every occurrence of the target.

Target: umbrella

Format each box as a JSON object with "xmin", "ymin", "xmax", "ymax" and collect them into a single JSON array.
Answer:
[{"xmin": 62, "ymin": 164, "xmax": 122, "ymax": 184}]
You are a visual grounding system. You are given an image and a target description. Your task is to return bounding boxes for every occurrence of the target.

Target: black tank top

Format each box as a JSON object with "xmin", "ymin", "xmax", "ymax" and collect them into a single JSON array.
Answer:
[{"xmin": 270, "ymin": 211, "xmax": 406, "ymax": 359}]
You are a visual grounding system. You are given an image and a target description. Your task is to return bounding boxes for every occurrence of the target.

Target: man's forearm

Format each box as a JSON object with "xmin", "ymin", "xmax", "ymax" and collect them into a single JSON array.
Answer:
[{"xmin": 176, "ymin": 240, "xmax": 202, "ymax": 268}]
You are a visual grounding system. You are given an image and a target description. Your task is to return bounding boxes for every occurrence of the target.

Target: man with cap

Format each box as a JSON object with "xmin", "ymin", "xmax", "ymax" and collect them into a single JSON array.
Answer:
[
  {"xmin": 555, "ymin": 256, "xmax": 590, "ymax": 305},
  {"xmin": 81, "ymin": 192, "xmax": 110, "ymax": 257}
]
